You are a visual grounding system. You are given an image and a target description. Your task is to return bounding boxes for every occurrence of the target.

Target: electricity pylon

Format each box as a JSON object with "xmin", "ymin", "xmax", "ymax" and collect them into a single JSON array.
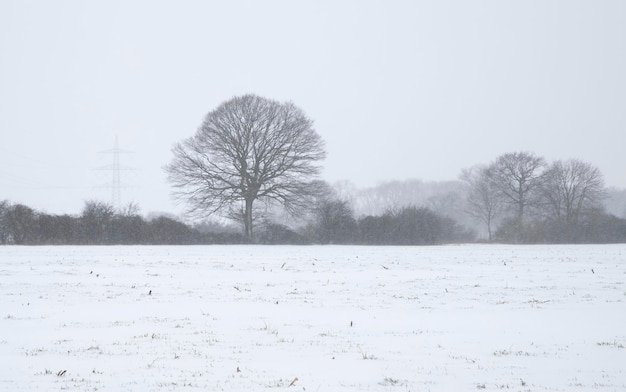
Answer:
[{"xmin": 97, "ymin": 136, "xmax": 133, "ymax": 211}]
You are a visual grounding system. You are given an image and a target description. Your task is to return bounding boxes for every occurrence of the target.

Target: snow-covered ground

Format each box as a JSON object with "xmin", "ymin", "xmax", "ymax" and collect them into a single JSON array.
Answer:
[{"xmin": 1, "ymin": 244, "xmax": 625, "ymax": 391}]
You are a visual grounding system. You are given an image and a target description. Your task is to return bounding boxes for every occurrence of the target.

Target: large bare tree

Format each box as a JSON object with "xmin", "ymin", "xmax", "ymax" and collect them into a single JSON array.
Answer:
[{"xmin": 165, "ymin": 95, "xmax": 326, "ymax": 240}]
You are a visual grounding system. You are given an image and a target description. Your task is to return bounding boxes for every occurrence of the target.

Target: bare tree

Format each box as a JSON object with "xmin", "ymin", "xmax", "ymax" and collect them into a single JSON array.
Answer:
[
  {"xmin": 165, "ymin": 95, "xmax": 326, "ymax": 240},
  {"xmin": 489, "ymin": 152, "xmax": 546, "ymax": 223},
  {"xmin": 460, "ymin": 165, "xmax": 503, "ymax": 241},
  {"xmin": 541, "ymin": 159, "xmax": 606, "ymax": 226}
]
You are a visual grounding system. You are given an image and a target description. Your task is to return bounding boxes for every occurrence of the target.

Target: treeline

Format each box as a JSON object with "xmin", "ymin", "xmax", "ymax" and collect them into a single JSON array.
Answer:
[
  {"xmin": 3, "ymin": 151, "xmax": 626, "ymax": 246},
  {"xmin": 306, "ymin": 200, "xmax": 473, "ymax": 245},
  {"xmin": 461, "ymin": 152, "xmax": 626, "ymax": 243},
  {"xmin": 0, "ymin": 200, "xmax": 243, "ymax": 245},
  {"xmin": 1, "ymin": 195, "xmax": 625, "ymax": 246},
  {"xmin": 257, "ymin": 203, "xmax": 474, "ymax": 245},
  {"xmin": 303, "ymin": 151, "xmax": 626, "ymax": 245},
  {"xmin": 0, "ymin": 198, "xmax": 472, "ymax": 246},
  {"xmin": 313, "ymin": 152, "xmax": 626, "ymax": 245}
]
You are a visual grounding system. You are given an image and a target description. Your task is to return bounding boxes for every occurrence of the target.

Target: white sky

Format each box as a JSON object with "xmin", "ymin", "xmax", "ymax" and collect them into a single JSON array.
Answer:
[{"xmin": 1, "ymin": 1, "xmax": 625, "ymax": 216}]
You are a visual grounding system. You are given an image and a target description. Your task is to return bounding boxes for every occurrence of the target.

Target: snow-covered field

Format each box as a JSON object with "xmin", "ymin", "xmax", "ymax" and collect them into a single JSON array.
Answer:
[{"xmin": 1, "ymin": 245, "xmax": 625, "ymax": 391}]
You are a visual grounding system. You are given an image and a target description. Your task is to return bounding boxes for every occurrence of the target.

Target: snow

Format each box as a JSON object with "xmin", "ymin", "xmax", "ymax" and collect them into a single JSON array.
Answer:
[{"xmin": 1, "ymin": 244, "xmax": 625, "ymax": 391}]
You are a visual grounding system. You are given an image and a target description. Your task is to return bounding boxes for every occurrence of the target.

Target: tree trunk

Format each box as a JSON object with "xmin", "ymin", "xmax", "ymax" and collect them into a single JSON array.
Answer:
[{"xmin": 244, "ymin": 198, "xmax": 254, "ymax": 241}]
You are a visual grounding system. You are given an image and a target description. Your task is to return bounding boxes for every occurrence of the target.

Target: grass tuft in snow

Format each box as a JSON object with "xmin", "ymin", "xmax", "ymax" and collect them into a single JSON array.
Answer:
[
  {"xmin": 379, "ymin": 377, "xmax": 404, "ymax": 386},
  {"xmin": 358, "ymin": 346, "xmax": 377, "ymax": 360},
  {"xmin": 596, "ymin": 340, "xmax": 625, "ymax": 349}
]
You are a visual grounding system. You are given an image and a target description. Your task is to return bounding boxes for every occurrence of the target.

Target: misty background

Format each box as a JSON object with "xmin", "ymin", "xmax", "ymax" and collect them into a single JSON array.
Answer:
[{"xmin": 1, "ymin": 1, "xmax": 625, "ymax": 219}]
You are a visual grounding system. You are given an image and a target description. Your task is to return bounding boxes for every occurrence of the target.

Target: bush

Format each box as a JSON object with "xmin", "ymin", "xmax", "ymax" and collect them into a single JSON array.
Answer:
[{"xmin": 257, "ymin": 223, "xmax": 309, "ymax": 245}]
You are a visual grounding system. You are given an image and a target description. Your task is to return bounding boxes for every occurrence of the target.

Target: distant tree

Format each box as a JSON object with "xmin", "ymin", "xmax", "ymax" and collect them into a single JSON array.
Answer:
[
  {"xmin": 542, "ymin": 159, "xmax": 606, "ymax": 224},
  {"xmin": 541, "ymin": 159, "xmax": 606, "ymax": 241},
  {"xmin": 165, "ymin": 94, "xmax": 326, "ymax": 241},
  {"xmin": 357, "ymin": 214, "xmax": 394, "ymax": 245},
  {"xmin": 460, "ymin": 165, "xmax": 503, "ymax": 241},
  {"xmin": 489, "ymin": 152, "xmax": 546, "ymax": 241},
  {"xmin": 313, "ymin": 198, "xmax": 358, "ymax": 244},
  {"xmin": 36, "ymin": 213, "xmax": 76, "ymax": 244},
  {"xmin": 356, "ymin": 206, "xmax": 473, "ymax": 245},
  {"xmin": 580, "ymin": 208, "xmax": 626, "ymax": 243},
  {"xmin": 257, "ymin": 221, "xmax": 308, "ymax": 245},
  {"xmin": 390, "ymin": 207, "xmax": 438, "ymax": 245},
  {"xmin": 80, "ymin": 200, "xmax": 115, "ymax": 244},
  {"xmin": 112, "ymin": 203, "xmax": 145, "ymax": 244},
  {"xmin": 145, "ymin": 215, "xmax": 196, "ymax": 244},
  {"xmin": 4, "ymin": 204, "xmax": 37, "ymax": 244}
]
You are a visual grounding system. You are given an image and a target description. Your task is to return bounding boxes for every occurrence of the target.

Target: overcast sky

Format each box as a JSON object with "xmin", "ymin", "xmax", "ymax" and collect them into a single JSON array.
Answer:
[{"xmin": 1, "ymin": 1, "xmax": 625, "ymax": 216}]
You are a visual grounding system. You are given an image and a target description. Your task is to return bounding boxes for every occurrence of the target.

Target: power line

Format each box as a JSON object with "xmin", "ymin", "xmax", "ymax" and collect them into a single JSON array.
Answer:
[{"xmin": 0, "ymin": 145, "xmax": 86, "ymax": 171}]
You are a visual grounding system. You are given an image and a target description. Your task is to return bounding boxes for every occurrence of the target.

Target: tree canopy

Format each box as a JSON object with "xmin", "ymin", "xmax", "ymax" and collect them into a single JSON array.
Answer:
[{"xmin": 165, "ymin": 95, "xmax": 326, "ymax": 240}]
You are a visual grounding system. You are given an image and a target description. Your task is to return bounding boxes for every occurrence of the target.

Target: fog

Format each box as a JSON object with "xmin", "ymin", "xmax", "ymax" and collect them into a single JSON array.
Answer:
[{"xmin": 1, "ymin": 1, "xmax": 625, "ymax": 216}]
